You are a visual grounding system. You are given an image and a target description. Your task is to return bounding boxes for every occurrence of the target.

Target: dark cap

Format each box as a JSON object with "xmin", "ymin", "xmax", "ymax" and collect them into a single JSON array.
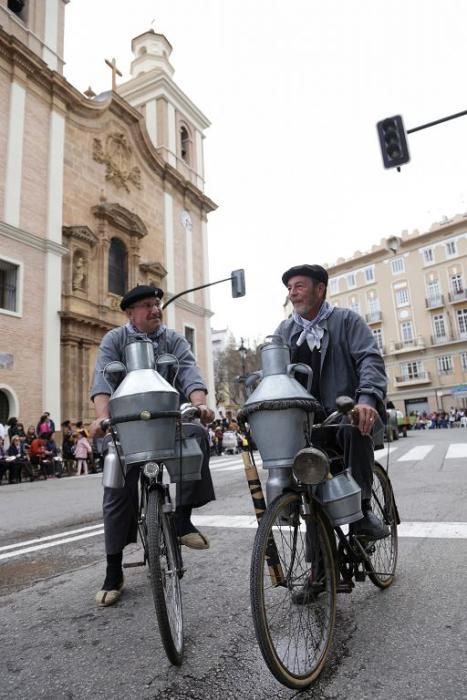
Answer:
[
  {"xmin": 282, "ymin": 264, "xmax": 328, "ymax": 287},
  {"xmin": 120, "ymin": 285, "xmax": 164, "ymax": 310}
]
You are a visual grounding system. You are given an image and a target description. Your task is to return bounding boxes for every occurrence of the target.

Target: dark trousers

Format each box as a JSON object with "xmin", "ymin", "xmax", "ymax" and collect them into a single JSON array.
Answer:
[
  {"xmin": 103, "ymin": 423, "xmax": 215, "ymax": 555},
  {"xmin": 335, "ymin": 417, "xmax": 381, "ymax": 501}
]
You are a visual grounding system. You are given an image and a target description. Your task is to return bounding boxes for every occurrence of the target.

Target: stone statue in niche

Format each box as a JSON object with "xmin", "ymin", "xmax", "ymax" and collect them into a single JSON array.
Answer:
[{"xmin": 72, "ymin": 253, "xmax": 87, "ymax": 291}]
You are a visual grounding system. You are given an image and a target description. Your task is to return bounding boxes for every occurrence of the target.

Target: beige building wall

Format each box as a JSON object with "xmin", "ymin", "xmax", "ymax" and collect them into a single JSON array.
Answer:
[
  {"xmin": 119, "ymin": 28, "xmax": 216, "ymax": 400},
  {"xmin": 0, "ymin": 11, "xmax": 217, "ymax": 428},
  {"xmin": 0, "ymin": 4, "xmax": 68, "ymax": 429},
  {"xmin": 326, "ymin": 216, "xmax": 467, "ymax": 415}
]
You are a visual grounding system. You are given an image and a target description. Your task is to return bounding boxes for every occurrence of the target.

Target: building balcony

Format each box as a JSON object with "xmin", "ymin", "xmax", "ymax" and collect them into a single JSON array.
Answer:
[
  {"xmin": 394, "ymin": 372, "xmax": 431, "ymax": 387},
  {"xmin": 430, "ymin": 333, "xmax": 456, "ymax": 345},
  {"xmin": 425, "ymin": 294, "xmax": 445, "ymax": 309},
  {"xmin": 389, "ymin": 336, "xmax": 426, "ymax": 354},
  {"xmin": 448, "ymin": 289, "xmax": 467, "ymax": 304},
  {"xmin": 365, "ymin": 311, "xmax": 382, "ymax": 324}
]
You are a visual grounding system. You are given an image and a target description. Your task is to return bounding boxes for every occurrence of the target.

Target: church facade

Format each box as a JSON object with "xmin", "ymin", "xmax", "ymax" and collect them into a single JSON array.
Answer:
[{"xmin": 0, "ymin": 0, "xmax": 216, "ymax": 429}]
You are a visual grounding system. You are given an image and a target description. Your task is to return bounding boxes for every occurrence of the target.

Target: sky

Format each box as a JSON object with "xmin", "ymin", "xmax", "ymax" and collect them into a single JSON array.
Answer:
[{"xmin": 64, "ymin": 0, "xmax": 467, "ymax": 348}]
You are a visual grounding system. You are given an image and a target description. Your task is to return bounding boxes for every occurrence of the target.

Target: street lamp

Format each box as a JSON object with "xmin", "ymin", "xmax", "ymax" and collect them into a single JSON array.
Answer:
[
  {"xmin": 238, "ymin": 337, "xmax": 248, "ymax": 377},
  {"xmin": 236, "ymin": 337, "xmax": 249, "ymax": 404}
]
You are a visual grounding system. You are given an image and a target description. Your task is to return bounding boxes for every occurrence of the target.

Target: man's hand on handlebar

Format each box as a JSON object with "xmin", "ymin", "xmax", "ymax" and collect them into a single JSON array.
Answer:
[
  {"xmin": 188, "ymin": 390, "xmax": 214, "ymax": 425},
  {"xmin": 351, "ymin": 404, "xmax": 379, "ymax": 436},
  {"xmin": 89, "ymin": 416, "xmax": 109, "ymax": 439},
  {"xmin": 192, "ymin": 404, "xmax": 214, "ymax": 425}
]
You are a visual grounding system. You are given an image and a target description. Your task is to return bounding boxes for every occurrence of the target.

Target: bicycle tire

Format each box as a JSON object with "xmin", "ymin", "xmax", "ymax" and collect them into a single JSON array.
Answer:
[
  {"xmin": 146, "ymin": 488, "xmax": 184, "ymax": 665},
  {"xmin": 250, "ymin": 491, "xmax": 336, "ymax": 689},
  {"xmin": 365, "ymin": 462, "xmax": 398, "ymax": 589}
]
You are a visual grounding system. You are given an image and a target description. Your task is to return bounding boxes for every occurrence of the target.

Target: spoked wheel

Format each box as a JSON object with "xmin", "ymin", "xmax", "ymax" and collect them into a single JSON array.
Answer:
[
  {"xmin": 250, "ymin": 491, "xmax": 336, "ymax": 690},
  {"xmin": 146, "ymin": 489, "xmax": 184, "ymax": 665},
  {"xmin": 365, "ymin": 462, "xmax": 398, "ymax": 588}
]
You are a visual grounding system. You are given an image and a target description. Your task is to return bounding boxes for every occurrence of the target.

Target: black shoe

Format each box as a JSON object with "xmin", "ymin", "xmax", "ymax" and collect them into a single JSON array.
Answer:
[{"xmin": 352, "ymin": 510, "xmax": 389, "ymax": 540}]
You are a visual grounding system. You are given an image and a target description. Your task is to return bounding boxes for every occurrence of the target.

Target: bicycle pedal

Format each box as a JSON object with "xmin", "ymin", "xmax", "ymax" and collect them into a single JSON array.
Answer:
[{"xmin": 123, "ymin": 561, "xmax": 145, "ymax": 568}]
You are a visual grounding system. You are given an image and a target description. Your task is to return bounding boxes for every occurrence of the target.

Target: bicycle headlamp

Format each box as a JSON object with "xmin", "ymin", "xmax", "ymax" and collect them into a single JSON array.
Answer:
[
  {"xmin": 143, "ymin": 462, "xmax": 159, "ymax": 477},
  {"xmin": 292, "ymin": 447, "xmax": 330, "ymax": 485}
]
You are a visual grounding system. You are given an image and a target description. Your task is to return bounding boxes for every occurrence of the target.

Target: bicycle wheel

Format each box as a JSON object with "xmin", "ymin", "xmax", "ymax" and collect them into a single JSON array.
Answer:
[
  {"xmin": 146, "ymin": 488, "xmax": 184, "ymax": 665},
  {"xmin": 365, "ymin": 462, "xmax": 398, "ymax": 588},
  {"xmin": 250, "ymin": 491, "xmax": 336, "ymax": 689}
]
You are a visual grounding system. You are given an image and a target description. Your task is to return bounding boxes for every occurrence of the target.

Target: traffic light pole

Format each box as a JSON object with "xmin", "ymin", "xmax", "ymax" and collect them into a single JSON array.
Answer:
[{"xmin": 407, "ymin": 108, "xmax": 467, "ymax": 135}]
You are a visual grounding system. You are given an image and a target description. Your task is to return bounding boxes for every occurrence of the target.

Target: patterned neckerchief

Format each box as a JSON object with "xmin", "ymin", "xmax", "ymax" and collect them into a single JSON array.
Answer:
[
  {"xmin": 292, "ymin": 301, "xmax": 334, "ymax": 351},
  {"xmin": 125, "ymin": 321, "xmax": 166, "ymax": 353}
]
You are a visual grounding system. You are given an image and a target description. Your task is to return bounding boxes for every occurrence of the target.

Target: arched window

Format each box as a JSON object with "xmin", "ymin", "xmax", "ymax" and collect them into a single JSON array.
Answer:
[
  {"xmin": 0, "ymin": 389, "xmax": 9, "ymax": 423},
  {"xmin": 108, "ymin": 238, "xmax": 128, "ymax": 296},
  {"xmin": 180, "ymin": 126, "xmax": 191, "ymax": 164}
]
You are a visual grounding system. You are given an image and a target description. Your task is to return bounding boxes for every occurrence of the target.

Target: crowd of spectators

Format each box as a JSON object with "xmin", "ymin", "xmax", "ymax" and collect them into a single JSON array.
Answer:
[
  {"xmin": 207, "ymin": 412, "xmax": 249, "ymax": 456},
  {"xmin": 0, "ymin": 407, "xmax": 252, "ymax": 485},
  {"xmin": 411, "ymin": 407, "xmax": 467, "ymax": 430},
  {"xmin": 0, "ymin": 413, "xmax": 101, "ymax": 485}
]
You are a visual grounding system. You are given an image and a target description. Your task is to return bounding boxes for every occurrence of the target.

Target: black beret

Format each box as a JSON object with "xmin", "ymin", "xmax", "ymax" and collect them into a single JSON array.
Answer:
[
  {"xmin": 282, "ymin": 264, "xmax": 328, "ymax": 287},
  {"xmin": 120, "ymin": 285, "xmax": 164, "ymax": 310}
]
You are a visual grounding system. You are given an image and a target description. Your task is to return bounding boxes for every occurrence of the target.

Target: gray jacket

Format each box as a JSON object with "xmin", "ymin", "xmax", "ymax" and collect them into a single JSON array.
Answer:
[
  {"xmin": 90, "ymin": 325, "xmax": 207, "ymax": 401},
  {"xmin": 275, "ymin": 307, "xmax": 387, "ymax": 416}
]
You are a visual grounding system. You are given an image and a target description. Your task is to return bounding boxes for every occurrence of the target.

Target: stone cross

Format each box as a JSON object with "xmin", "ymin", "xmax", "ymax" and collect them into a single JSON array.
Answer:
[{"xmin": 105, "ymin": 57, "xmax": 122, "ymax": 91}]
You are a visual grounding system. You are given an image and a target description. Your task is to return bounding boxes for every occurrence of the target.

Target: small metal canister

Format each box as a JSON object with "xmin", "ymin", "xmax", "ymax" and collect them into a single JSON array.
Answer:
[{"xmin": 102, "ymin": 441, "xmax": 125, "ymax": 489}]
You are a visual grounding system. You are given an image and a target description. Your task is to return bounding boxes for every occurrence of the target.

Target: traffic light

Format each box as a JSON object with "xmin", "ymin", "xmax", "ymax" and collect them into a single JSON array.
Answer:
[
  {"xmin": 231, "ymin": 269, "xmax": 246, "ymax": 298},
  {"xmin": 377, "ymin": 115, "xmax": 410, "ymax": 169}
]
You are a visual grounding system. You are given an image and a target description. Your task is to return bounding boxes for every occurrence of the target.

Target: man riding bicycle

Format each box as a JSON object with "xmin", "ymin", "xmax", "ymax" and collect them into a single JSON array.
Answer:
[
  {"xmin": 90, "ymin": 284, "xmax": 215, "ymax": 607},
  {"xmin": 275, "ymin": 264, "xmax": 389, "ymax": 540}
]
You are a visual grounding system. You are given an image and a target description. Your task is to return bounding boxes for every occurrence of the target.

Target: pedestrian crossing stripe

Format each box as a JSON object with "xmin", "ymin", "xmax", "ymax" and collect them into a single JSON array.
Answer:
[
  {"xmin": 397, "ymin": 445, "xmax": 434, "ymax": 461},
  {"xmin": 2, "ymin": 517, "xmax": 467, "ymax": 561},
  {"xmin": 210, "ymin": 443, "xmax": 467, "ymax": 470}
]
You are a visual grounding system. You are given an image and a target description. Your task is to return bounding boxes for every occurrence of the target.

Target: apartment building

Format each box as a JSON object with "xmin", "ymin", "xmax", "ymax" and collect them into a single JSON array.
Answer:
[{"xmin": 326, "ymin": 215, "xmax": 467, "ymax": 416}]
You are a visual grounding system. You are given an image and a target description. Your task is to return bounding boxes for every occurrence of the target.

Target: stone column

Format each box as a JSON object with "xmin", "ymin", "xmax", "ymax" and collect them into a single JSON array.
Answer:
[
  {"xmin": 43, "ymin": 101, "xmax": 66, "ymax": 425},
  {"xmin": 4, "ymin": 74, "xmax": 26, "ymax": 226},
  {"xmin": 163, "ymin": 189, "xmax": 176, "ymax": 328}
]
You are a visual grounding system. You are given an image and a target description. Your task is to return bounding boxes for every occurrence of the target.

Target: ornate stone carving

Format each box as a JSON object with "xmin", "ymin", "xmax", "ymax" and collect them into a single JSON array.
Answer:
[
  {"xmin": 62, "ymin": 225, "xmax": 98, "ymax": 247},
  {"xmin": 91, "ymin": 202, "xmax": 148, "ymax": 239},
  {"xmin": 72, "ymin": 253, "xmax": 87, "ymax": 291},
  {"xmin": 93, "ymin": 133, "xmax": 142, "ymax": 192},
  {"xmin": 139, "ymin": 261, "xmax": 167, "ymax": 279}
]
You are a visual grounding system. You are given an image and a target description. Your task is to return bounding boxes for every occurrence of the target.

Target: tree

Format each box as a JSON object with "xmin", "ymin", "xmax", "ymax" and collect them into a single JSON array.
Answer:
[{"xmin": 213, "ymin": 334, "xmax": 260, "ymax": 410}]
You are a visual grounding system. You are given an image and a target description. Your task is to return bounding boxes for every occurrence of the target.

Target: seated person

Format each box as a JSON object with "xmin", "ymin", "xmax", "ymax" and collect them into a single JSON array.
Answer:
[
  {"xmin": 29, "ymin": 436, "xmax": 48, "ymax": 480},
  {"xmin": 6, "ymin": 435, "xmax": 29, "ymax": 483},
  {"xmin": 0, "ymin": 437, "xmax": 8, "ymax": 483}
]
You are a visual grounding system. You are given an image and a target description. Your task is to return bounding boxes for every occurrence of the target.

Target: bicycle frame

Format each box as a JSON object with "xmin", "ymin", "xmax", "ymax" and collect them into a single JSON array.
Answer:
[{"xmin": 137, "ymin": 464, "xmax": 185, "ymax": 580}]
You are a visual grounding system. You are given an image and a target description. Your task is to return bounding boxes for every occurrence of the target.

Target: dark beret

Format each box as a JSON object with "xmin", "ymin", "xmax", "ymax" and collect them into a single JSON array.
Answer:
[
  {"xmin": 282, "ymin": 264, "xmax": 329, "ymax": 287},
  {"xmin": 120, "ymin": 285, "xmax": 164, "ymax": 310}
]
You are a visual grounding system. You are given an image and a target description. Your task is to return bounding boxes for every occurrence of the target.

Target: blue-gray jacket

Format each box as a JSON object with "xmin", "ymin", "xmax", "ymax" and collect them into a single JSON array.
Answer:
[
  {"xmin": 274, "ymin": 307, "xmax": 387, "ymax": 417},
  {"xmin": 90, "ymin": 325, "xmax": 207, "ymax": 402}
]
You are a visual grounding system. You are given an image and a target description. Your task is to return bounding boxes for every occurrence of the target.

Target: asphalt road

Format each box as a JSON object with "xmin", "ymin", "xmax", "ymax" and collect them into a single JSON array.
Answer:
[{"xmin": 1, "ymin": 428, "xmax": 467, "ymax": 699}]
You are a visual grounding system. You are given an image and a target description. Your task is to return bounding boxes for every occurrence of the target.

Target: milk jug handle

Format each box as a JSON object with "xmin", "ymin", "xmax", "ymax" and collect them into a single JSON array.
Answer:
[
  {"xmin": 287, "ymin": 362, "xmax": 313, "ymax": 393},
  {"xmin": 263, "ymin": 334, "xmax": 284, "ymax": 345}
]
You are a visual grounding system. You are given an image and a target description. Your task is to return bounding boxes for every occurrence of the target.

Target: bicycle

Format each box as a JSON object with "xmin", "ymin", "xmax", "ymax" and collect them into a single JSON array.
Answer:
[
  {"xmin": 248, "ymin": 398, "xmax": 399, "ymax": 689},
  {"xmin": 102, "ymin": 403, "xmax": 202, "ymax": 666}
]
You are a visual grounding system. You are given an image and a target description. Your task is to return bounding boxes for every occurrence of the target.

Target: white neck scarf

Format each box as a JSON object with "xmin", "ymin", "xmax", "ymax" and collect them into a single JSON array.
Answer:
[{"xmin": 293, "ymin": 301, "xmax": 334, "ymax": 351}]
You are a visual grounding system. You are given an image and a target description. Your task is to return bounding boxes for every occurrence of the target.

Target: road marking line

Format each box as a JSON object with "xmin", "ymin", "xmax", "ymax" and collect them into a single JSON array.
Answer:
[
  {"xmin": 0, "ymin": 523, "xmax": 104, "ymax": 553},
  {"xmin": 192, "ymin": 516, "xmax": 467, "ymax": 538},
  {"xmin": 4, "ymin": 516, "xmax": 467, "ymax": 562},
  {"xmin": 445, "ymin": 443, "xmax": 467, "ymax": 459},
  {"xmin": 397, "ymin": 445, "xmax": 434, "ymax": 461},
  {"xmin": 0, "ymin": 530, "xmax": 104, "ymax": 561},
  {"xmin": 396, "ymin": 522, "xmax": 467, "ymax": 538},
  {"xmin": 374, "ymin": 446, "xmax": 398, "ymax": 459}
]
